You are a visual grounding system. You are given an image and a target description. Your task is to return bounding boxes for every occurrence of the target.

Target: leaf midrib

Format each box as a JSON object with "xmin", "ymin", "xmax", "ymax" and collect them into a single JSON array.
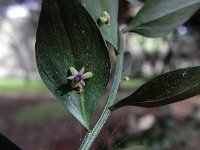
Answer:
[{"xmin": 135, "ymin": 82, "xmax": 200, "ymax": 105}]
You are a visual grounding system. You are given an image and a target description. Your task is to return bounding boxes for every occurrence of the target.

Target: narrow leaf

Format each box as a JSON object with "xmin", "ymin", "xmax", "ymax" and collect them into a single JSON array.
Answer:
[
  {"xmin": 35, "ymin": 0, "xmax": 111, "ymax": 129},
  {"xmin": 110, "ymin": 66, "xmax": 200, "ymax": 110},
  {"xmin": 79, "ymin": 0, "xmax": 119, "ymax": 51},
  {"xmin": 123, "ymin": 0, "xmax": 200, "ymax": 37}
]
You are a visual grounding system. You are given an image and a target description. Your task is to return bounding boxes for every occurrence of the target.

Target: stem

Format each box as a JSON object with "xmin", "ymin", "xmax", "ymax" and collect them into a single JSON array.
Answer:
[
  {"xmin": 79, "ymin": 109, "xmax": 110, "ymax": 150},
  {"xmin": 79, "ymin": 32, "xmax": 124, "ymax": 150}
]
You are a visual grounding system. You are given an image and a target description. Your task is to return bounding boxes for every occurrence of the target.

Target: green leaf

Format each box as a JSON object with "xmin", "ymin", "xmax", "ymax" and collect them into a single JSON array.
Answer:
[
  {"xmin": 79, "ymin": 0, "xmax": 119, "ymax": 51},
  {"xmin": 123, "ymin": 0, "xmax": 200, "ymax": 37},
  {"xmin": 35, "ymin": 0, "xmax": 111, "ymax": 130},
  {"xmin": 79, "ymin": 30, "xmax": 124, "ymax": 150},
  {"xmin": 110, "ymin": 66, "xmax": 200, "ymax": 110}
]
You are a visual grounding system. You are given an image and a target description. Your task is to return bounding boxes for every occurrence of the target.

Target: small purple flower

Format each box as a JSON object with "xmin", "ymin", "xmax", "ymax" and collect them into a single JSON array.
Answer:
[{"xmin": 67, "ymin": 67, "xmax": 93, "ymax": 90}]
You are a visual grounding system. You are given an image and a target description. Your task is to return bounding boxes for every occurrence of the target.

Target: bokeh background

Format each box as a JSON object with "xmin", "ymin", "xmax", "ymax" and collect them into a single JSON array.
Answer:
[{"xmin": 1, "ymin": 0, "xmax": 200, "ymax": 149}]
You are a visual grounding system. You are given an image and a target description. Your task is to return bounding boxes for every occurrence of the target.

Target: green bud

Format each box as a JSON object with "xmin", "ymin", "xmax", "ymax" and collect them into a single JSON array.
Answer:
[{"xmin": 99, "ymin": 11, "xmax": 110, "ymax": 25}]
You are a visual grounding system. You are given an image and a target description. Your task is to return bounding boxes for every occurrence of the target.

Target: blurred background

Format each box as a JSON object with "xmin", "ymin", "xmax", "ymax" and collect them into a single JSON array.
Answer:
[{"xmin": 1, "ymin": 0, "xmax": 200, "ymax": 149}]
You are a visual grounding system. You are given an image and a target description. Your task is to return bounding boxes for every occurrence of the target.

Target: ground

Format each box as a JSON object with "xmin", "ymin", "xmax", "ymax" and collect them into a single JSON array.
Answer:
[{"xmin": 0, "ymin": 81, "xmax": 200, "ymax": 150}]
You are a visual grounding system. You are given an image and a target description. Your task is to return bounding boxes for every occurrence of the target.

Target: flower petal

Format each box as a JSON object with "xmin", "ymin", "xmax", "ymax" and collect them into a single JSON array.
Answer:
[
  {"xmin": 71, "ymin": 80, "xmax": 79, "ymax": 88},
  {"xmin": 70, "ymin": 67, "xmax": 78, "ymax": 76},
  {"xmin": 80, "ymin": 80, "xmax": 85, "ymax": 86},
  {"xmin": 67, "ymin": 76, "xmax": 75, "ymax": 80},
  {"xmin": 79, "ymin": 67, "xmax": 85, "ymax": 75},
  {"xmin": 82, "ymin": 72, "xmax": 93, "ymax": 79}
]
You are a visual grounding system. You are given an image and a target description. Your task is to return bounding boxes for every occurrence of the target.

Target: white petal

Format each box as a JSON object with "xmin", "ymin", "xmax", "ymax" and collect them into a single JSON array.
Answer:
[
  {"xmin": 67, "ymin": 76, "xmax": 75, "ymax": 80},
  {"xmin": 80, "ymin": 80, "xmax": 85, "ymax": 86},
  {"xmin": 70, "ymin": 67, "xmax": 78, "ymax": 76},
  {"xmin": 82, "ymin": 72, "xmax": 93, "ymax": 79},
  {"xmin": 79, "ymin": 67, "xmax": 85, "ymax": 75}
]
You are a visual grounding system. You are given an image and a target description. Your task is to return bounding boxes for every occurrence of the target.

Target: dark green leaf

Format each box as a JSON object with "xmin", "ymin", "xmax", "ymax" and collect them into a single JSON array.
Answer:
[
  {"xmin": 35, "ymin": 0, "xmax": 111, "ymax": 129},
  {"xmin": 110, "ymin": 66, "xmax": 200, "ymax": 110},
  {"xmin": 79, "ymin": 30, "xmax": 124, "ymax": 150},
  {"xmin": 79, "ymin": 0, "xmax": 119, "ymax": 51},
  {"xmin": 123, "ymin": 0, "xmax": 200, "ymax": 37}
]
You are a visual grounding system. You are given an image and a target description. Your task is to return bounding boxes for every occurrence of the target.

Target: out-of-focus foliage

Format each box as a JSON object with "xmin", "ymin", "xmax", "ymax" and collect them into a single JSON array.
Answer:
[
  {"xmin": 0, "ymin": 0, "xmax": 41, "ymax": 79},
  {"xmin": 97, "ymin": 105, "xmax": 200, "ymax": 150},
  {"xmin": 123, "ymin": 0, "xmax": 200, "ymax": 37}
]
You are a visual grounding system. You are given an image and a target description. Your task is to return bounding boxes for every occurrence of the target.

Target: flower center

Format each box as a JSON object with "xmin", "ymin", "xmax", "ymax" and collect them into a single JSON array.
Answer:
[{"xmin": 75, "ymin": 75, "xmax": 82, "ymax": 82}]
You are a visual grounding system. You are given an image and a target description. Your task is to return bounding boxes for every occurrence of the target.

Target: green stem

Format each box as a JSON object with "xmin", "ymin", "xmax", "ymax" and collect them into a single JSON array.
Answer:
[
  {"xmin": 79, "ymin": 32, "xmax": 124, "ymax": 150},
  {"xmin": 79, "ymin": 109, "xmax": 110, "ymax": 150}
]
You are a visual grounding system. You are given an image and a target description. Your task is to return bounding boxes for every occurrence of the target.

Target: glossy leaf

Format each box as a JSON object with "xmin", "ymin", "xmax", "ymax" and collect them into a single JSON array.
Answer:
[
  {"xmin": 79, "ymin": 0, "xmax": 119, "ymax": 51},
  {"xmin": 79, "ymin": 30, "xmax": 124, "ymax": 150},
  {"xmin": 123, "ymin": 0, "xmax": 200, "ymax": 37},
  {"xmin": 35, "ymin": 0, "xmax": 111, "ymax": 129},
  {"xmin": 110, "ymin": 66, "xmax": 200, "ymax": 110}
]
